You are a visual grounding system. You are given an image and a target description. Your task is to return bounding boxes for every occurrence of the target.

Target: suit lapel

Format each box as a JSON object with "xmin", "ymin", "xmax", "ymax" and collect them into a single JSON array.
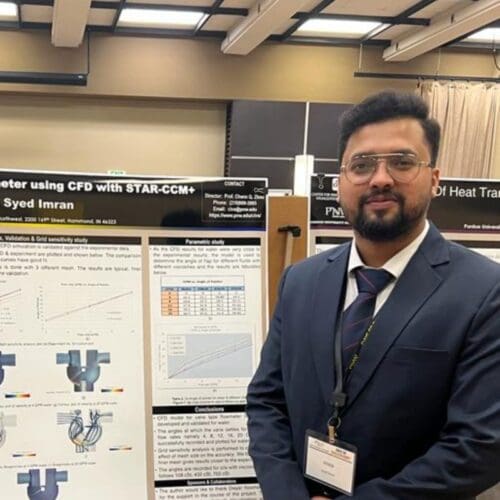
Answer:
[
  {"xmin": 344, "ymin": 225, "xmax": 449, "ymax": 411},
  {"xmin": 309, "ymin": 244, "xmax": 350, "ymax": 407}
]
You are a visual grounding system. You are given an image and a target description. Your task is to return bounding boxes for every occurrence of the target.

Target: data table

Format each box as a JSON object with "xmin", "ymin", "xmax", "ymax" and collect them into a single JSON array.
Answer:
[{"xmin": 161, "ymin": 276, "xmax": 246, "ymax": 317}]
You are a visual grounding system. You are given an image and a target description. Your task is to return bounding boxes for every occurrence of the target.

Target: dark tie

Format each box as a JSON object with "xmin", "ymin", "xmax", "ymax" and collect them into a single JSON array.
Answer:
[{"xmin": 342, "ymin": 268, "xmax": 393, "ymax": 373}]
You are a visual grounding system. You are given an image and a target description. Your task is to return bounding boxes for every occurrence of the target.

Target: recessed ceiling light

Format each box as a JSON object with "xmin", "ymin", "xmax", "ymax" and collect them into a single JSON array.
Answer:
[
  {"xmin": 464, "ymin": 27, "xmax": 500, "ymax": 43},
  {"xmin": 118, "ymin": 8, "xmax": 207, "ymax": 29},
  {"xmin": 0, "ymin": 2, "xmax": 17, "ymax": 20},
  {"xmin": 296, "ymin": 19, "xmax": 381, "ymax": 37}
]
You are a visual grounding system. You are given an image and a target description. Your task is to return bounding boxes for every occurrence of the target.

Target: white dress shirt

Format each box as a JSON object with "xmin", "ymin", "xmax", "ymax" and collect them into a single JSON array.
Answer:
[{"xmin": 344, "ymin": 220, "xmax": 430, "ymax": 314}]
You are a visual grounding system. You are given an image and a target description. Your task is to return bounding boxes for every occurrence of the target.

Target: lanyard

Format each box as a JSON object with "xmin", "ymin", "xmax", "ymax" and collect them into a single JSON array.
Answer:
[{"xmin": 328, "ymin": 312, "xmax": 377, "ymax": 443}]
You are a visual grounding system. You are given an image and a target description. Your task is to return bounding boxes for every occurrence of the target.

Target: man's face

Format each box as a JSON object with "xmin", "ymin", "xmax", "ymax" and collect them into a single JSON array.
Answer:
[{"xmin": 339, "ymin": 118, "xmax": 440, "ymax": 241}]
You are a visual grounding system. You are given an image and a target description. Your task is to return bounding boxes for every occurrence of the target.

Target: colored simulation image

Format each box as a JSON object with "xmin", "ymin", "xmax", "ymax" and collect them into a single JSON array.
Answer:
[
  {"xmin": 57, "ymin": 409, "xmax": 113, "ymax": 453},
  {"xmin": 56, "ymin": 350, "xmax": 111, "ymax": 392},
  {"xmin": 17, "ymin": 468, "xmax": 68, "ymax": 500}
]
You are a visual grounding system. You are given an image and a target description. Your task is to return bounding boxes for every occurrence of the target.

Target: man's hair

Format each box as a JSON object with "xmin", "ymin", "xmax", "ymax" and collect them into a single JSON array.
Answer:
[{"xmin": 338, "ymin": 90, "xmax": 441, "ymax": 166}]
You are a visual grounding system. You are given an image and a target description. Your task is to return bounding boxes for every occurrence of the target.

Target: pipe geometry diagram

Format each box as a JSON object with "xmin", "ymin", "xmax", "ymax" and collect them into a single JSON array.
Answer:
[
  {"xmin": 0, "ymin": 351, "xmax": 16, "ymax": 386},
  {"xmin": 57, "ymin": 409, "xmax": 113, "ymax": 453},
  {"xmin": 56, "ymin": 350, "xmax": 111, "ymax": 392},
  {"xmin": 17, "ymin": 468, "xmax": 68, "ymax": 500}
]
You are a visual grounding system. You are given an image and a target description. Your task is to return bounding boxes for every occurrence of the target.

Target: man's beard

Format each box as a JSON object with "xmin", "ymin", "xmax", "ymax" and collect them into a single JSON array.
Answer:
[{"xmin": 345, "ymin": 189, "xmax": 429, "ymax": 242}]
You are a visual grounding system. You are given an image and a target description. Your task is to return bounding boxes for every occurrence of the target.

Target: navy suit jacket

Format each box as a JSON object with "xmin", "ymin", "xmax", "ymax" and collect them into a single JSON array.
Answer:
[{"xmin": 247, "ymin": 224, "xmax": 500, "ymax": 499}]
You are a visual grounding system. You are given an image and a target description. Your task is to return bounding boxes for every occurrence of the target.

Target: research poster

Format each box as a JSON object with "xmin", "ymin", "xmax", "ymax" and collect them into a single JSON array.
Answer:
[
  {"xmin": 150, "ymin": 181, "xmax": 266, "ymax": 499},
  {"xmin": 309, "ymin": 175, "xmax": 500, "ymax": 263},
  {"xmin": 0, "ymin": 171, "xmax": 267, "ymax": 500}
]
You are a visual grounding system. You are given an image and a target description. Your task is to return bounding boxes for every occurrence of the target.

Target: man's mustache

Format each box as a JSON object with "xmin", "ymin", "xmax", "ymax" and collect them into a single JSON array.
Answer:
[{"xmin": 359, "ymin": 189, "xmax": 403, "ymax": 205}]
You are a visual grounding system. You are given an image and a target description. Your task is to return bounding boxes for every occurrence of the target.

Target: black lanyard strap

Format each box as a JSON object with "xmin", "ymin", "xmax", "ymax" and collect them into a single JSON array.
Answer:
[{"xmin": 328, "ymin": 313, "xmax": 377, "ymax": 442}]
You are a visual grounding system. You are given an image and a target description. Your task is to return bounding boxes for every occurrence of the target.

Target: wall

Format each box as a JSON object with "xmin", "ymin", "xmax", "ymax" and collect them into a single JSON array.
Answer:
[
  {"xmin": 0, "ymin": 30, "xmax": 497, "ymax": 177},
  {"xmin": 0, "ymin": 95, "xmax": 226, "ymax": 175},
  {"xmin": 0, "ymin": 31, "xmax": 497, "ymax": 103}
]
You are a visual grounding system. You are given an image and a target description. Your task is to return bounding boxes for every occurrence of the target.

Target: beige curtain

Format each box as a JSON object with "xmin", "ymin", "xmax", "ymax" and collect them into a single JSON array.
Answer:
[
  {"xmin": 420, "ymin": 81, "xmax": 500, "ymax": 500},
  {"xmin": 418, "ymin": 81, "xmax": 499, "ymax": 178},
  {"xmin": 420, "ymin": 82, "xmax": 500, "ymax": 499}
]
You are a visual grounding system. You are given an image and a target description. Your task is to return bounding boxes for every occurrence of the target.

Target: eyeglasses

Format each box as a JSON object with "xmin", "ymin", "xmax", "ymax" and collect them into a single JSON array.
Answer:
[{"xmin": 341, "ymin": 153, "xmax": 431, "ymax": 185}]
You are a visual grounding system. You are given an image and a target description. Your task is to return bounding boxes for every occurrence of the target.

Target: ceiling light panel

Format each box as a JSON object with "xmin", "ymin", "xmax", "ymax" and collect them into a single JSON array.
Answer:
[
  {"xmin": 295, "ymin": 19, "xmax": 381, "ymax": 38},
  {"xmin": 221, "ymin": 0, "xmax": 312, "ymax": 55},
  {"xmin": 464, "ymin": 27, "xmax": 500, "ymax": 42},
  {"xmin": 384, "ymin": 0, "xmax": 500, "ymax": 61},
  {"xmin": 118, "ymin": 8, "xmax": 207, "ymax": 29},
  {"xmin": 0, "ymin": 2, "xmax": 17, "ymax": 21}
]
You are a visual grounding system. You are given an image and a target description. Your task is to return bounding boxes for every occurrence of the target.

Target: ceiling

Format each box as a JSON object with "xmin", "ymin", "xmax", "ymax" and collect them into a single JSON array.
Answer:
[{"xmin": 1, "ymin": 0, "xmax": 499, "ymax": 59}]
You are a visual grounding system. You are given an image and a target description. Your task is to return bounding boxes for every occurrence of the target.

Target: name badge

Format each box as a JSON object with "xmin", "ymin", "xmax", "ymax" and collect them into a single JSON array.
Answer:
[{"xmin": 304, "ymin": 430, "xmax": 357, "ymax": 496}]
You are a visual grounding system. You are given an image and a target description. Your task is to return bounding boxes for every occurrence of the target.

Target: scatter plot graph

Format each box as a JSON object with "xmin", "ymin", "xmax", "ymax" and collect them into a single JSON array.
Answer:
[{"xmin": 165, "ymin": 334, "xmax": 253, "ymax": 380}]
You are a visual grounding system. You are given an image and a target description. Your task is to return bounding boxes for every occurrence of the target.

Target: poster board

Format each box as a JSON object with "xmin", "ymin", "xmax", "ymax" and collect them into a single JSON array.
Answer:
[
  {"xmin": 0, "ymin": 170, "xmax": 268, "ymax": 500},
  {"xmin": 309, "ymin": 174, "xmax": 500, "ymax": 262}
]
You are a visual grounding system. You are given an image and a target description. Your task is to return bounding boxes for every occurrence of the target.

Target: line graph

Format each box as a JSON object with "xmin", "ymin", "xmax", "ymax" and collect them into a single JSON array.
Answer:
[
  {"xmin": 166, "ymin": 334, "xmax": 253, "ymax": 380},
  {"xmin": 39, "ymin": 284, "xmax": 137, "ymax": 334},
  {"xmin": 0, "ymin": 289, "xmax": 22, "ymax": 303},
  {"xmin": 46, "ymin": 291, "xmax": 133, "ymax": 322},
  {"xmin": 0, "ymin": 288, "xmax": 22, "ymax": 329}
]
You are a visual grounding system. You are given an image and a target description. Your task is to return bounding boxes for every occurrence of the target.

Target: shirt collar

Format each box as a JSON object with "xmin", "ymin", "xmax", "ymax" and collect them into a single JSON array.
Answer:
[{"xmin": 348, "ymin": 220, "xmax": 430, "ymax": 279}]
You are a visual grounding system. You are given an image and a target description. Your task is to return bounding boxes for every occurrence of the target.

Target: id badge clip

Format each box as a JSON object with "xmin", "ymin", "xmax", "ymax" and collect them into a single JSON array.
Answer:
[{"xmin": 304, "ymin": 429, "xmax": 357, "ymax": 497}]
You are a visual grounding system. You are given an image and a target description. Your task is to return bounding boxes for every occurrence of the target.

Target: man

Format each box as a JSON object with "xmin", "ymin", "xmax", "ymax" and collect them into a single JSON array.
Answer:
[{"xmin": 246, "ymin": 91, "xmax": 500, "ymax": 499}]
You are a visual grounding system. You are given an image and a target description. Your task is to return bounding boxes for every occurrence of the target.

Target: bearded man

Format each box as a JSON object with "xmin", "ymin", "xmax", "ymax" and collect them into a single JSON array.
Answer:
[{"xmin": 246, "ymin": 91, "xmax": 500, "ymax": 499}]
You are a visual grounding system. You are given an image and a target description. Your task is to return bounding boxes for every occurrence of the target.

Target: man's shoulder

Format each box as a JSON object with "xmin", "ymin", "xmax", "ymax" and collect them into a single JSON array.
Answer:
[
  {"xmin": 446, "ymin": 239, "xmax": 500, "ymax": 273},
  {"xmin": 437, "ymin": 238, "xmax": 500, "ymax": 294},
  {"xmin": 423, "ymin": 225, "xmax": 500, "ymax": 278}
]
